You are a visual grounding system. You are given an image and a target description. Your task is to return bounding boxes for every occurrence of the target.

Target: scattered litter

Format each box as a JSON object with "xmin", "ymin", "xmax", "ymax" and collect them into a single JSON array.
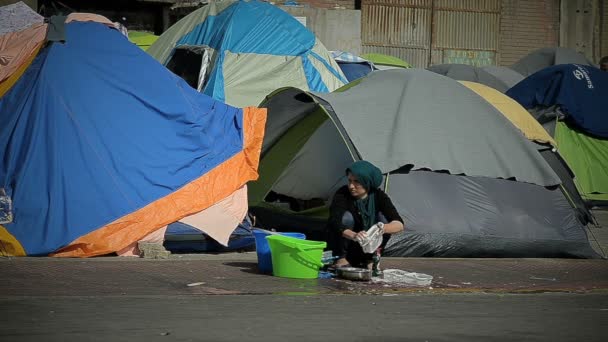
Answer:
[
  {"xmin": 371, "ymin": 302, "xmax": 376, "ymax": 305},
  {"xmin": 529, "ymin": 276, "xmax": 557, "ymax": 281},
  {"xmin": 187, "ymin": 282, "xmax": 206, "ymax": 287},
  {"xmin": 461, "ymin": 282, "xmax": 472, "ymax": 285},
  {"xmin": 160, "ymin": 332, "xmax": 170, "ymax": 336}
]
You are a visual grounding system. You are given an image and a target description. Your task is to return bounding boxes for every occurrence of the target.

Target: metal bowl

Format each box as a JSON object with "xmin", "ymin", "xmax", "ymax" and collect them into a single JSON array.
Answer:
[{"xmin": 336, "ymin": 267, "xmax": 371, "ymax": 281}]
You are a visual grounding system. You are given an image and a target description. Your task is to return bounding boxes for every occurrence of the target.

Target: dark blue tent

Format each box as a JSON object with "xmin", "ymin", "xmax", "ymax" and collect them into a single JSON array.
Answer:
[
  {"xmin": 337, "ymin": 61, "xmax": 375, "ymax": 82},
  {"xmin": 506, "ymin": 64, "xmax": 608, "ymax": 138}
]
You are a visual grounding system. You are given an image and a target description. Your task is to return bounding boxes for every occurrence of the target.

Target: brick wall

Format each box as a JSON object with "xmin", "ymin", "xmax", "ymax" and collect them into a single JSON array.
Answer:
[
  {"xmin": 499, "ymin": 0, "xmax": 560, "ymax": 66},
  {"xmin": 286, "ymin": 0, "xmax": 356, "ymax": 10}
]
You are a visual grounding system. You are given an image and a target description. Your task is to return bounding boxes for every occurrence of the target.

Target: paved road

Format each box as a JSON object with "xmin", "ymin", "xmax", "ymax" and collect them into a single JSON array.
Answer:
[
  {"xmin": 1, "ymin": 293, "xmax": 607, "ymax": 342},
  {"xmin": 2, "ymin": 255, "xmax": 608, "ymax": 342}
]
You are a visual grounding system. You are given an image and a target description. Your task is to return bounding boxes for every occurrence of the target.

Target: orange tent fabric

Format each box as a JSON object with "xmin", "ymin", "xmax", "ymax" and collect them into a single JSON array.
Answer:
[{"xmin": 0, "ymin": 23, "xmax": 46, "ymax": 85}]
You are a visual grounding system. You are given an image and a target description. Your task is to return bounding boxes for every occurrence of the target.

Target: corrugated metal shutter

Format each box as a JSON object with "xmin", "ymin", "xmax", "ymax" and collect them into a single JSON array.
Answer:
[
  {"xmin": 602, "ymin": 0, "xmax": 608, "ymax": 58},
  {"xmin": 362, "ymin": 0, "xmax": 500, "ymax": 67},
  {"xmin": 361, "ymin": 0, "xmax": 433, "ymax": 67}
]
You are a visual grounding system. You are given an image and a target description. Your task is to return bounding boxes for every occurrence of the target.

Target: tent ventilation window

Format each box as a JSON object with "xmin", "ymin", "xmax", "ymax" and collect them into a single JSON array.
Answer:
[{"xmin": 166, "ymin": 46, "xmax": 213, "ymax": 92}]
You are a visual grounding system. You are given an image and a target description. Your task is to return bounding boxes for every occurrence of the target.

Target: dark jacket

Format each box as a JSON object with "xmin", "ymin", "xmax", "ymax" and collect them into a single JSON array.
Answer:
[{"xmin": 328, "ymin": 185, "xmax": 403, "ymax": 233}]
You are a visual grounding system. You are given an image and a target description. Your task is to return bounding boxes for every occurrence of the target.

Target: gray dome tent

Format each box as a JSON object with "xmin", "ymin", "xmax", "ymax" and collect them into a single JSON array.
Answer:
[
  {"xmin": 511, "ymin": 47, "xmax": 593, "ymax": 77},
  {"xmin": 250, "ymin": 69, "xmax": 598, "ymax": 258},
  {"xmin": 427, "ymin": 64, "xmax": 523, "ymax": 93}
]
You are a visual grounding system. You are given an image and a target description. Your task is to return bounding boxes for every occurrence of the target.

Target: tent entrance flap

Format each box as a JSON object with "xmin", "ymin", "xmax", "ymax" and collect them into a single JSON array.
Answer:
[
  {"xmin": 248, "ymin": 107, "xmax": 328, "ymax": 205},
  {"xmin": 166, "ymin": 46, "xmax": 213, "ymax": 91}
]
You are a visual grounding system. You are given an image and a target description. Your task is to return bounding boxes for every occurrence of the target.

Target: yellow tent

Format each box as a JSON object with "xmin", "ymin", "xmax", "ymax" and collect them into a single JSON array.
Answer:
[{"xmin": 460, "ymin": 81, "xmax": 556, "ymax": 147}]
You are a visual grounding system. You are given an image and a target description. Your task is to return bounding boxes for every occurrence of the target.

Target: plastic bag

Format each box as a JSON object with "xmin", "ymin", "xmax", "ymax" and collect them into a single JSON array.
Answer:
[
  {"xmin": 0, "ymin": 188, "xmax": 12, "ymax": 225},
  {"xmin": 383, "ymin": 269, "xmax": 433, "ymax": 286},
  {"xmin": 358, "ymin": 222, "xmax": 384, "ymax": 253}
]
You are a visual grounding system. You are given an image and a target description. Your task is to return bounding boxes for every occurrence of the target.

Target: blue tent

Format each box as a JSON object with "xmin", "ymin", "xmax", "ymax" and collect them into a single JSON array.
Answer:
[
  {"xmin": 337, "ymin": 62, "xmax": 375, "ymax": 82},
  {"xmin": 0, "ymin": 20, "xmax": 266, "ymax": 257},
  {"xmin": 507, "ymin": 64, "xmax": 608, "ymax": 138}
]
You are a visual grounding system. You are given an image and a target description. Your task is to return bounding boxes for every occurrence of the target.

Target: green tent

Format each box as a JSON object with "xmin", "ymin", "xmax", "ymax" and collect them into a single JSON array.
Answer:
[
  {"xmin": 555, "ymin": 122, "xmax": 608, "ymax": 203},
  {"xmin": 128, "ymin": 31, "xmax": 158, "ymax": 51},
  {"xmin": 361, "ymin": 53, "xmax": 411, "ymax": 69}
]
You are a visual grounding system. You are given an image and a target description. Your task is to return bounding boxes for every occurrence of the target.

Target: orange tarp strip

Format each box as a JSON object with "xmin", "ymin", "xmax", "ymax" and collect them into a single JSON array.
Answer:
[
  {"xmin": 0, "ymin": 23, "xmax": 47, "ymax": 84},
  {"xmin": 0, "ymin": 43, "xmax": 42, "ymax": 97},
  {"xmin": 52, "ymin": 107, "xmax": 267, "ymax": 257}
]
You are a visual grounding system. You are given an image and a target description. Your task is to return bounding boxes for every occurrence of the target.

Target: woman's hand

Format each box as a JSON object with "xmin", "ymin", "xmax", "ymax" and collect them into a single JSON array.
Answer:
[
  {"xmin": 342, "ymin": 229, "xmax": 367, "ymax": 242},
  {"xmin": 354, "ymin": 231, "xmax": 368, "ymax": 242}
]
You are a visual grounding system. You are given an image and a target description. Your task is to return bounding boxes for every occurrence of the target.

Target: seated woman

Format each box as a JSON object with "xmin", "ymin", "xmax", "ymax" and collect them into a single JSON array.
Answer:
[{"xmin": 328, "ymin": 160, "xmax": 404, "ymax": 271}]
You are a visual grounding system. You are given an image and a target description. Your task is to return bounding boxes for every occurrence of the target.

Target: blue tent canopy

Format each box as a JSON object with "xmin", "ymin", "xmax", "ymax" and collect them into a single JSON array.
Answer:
[{"xmin": 506, "ymin": 64, "xmax": 608, "ymax": 138}]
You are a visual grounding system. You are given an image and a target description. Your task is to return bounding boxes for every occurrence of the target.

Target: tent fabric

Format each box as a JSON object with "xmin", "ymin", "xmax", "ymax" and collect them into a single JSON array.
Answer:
[
  {"xmin": 220, "ymin": 52, "xmax": 311, "ymax": 107},
  {"xmin": 361, "ymin": 53, "xmax": 411, "ymax": 68},
  {"xmin": 128, "ymin": 30, "xmax": 159, "ymax": 51},
  {"xmin": 538, "ymin": 148, "xmax": 593, "ymax": 225},
  {"xmin": 0, "ymin": 1, "xmax": 43, "ymax": 35},
  {"xmin": 459, "ymin": 81, "xmax": 556, "ymax": 146},
  {"xmin": 175, "ymin": 185, "xmax": 249, "ymax": 246},
  {"xmin": 337, "ymin": 61, "xmax": 375, "ymax": 82},
  {"xmin": 383, "ymin": 171, "xmax": 598, "ymax": 258},
  {"xmin": 332, "ymin": 51, "xmax": 376, "ymax": 82},
  {"xmin": 0, "ymin": 35, "xmax": 42, "ymax": 97},
  {"xmin": 65, "ymin": 13, "xmax": 117, "ymax": 26},
  {"xmin": 313, "ymin": 69, "xmax": 561, "ymax": 187},
  {"xmin": 506, "ymin": 64, "xmax": 608, "ymax": 138},
  {"xmin": 555, "ymin": 121, "xmax": 608, "ymax": 202},
  {"xmin": 0, "ymin": 21, "xmax": 266, "ymax": 257},
  {"xmin": 147, "ymin": 0, "xmax": 345, "ymax": 107},
  {"xmin": 331, "ymin": 51, "xmax": 368, "ymax": 63},
  {"xmin": 511, "ymin": 47, "xmax": 593, "ymax": 77},
  {"xmin": 115, "ymin": 184, "xmax": 248, "ymax": 255},
  {"xmin": 481, "ymin": 65, "xmax": 524, "ymax": 89},
  {"xmin": 164, "ymin": 215, "xmax": 255, "ymax": 253},
  {"xmin": 0, "ymin": 23, "xmax": 46, "ymax": 85},
  {"xmin": 254, "ymin": 75, "xmax": 597, "ymax": 258},
  {"xmin": 428, "ymin": 64, "xmax": 512, "ymax": 93},
  {"xmin": 116, "ymin": 225, "xmax": 168, "ymax": 257}
]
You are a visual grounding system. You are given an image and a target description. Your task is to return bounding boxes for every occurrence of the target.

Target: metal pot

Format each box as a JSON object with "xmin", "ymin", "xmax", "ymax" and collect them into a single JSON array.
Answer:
[{"xmin": 336, "ymin": 267, "xmax": 371, "ymax": 281}]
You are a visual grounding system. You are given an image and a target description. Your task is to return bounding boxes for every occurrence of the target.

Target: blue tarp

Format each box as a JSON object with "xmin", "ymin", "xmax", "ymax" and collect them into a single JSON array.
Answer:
[
  {"xmin": 164, "ymin": 217, "xmax": 255, "ymax": 253},
  {"xmin": 0, "ymin": 22, "xmax": 245, "ymax": 255},
  {"xmin": 506, "ymin": 64, "xmax": 608, "ymax": 138}
]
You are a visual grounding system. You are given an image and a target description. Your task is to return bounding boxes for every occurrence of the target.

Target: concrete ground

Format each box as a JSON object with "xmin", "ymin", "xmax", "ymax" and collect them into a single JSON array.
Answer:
[{"xmin": 1, "ymin": 255, "xmax": 607, "ymax": 341}]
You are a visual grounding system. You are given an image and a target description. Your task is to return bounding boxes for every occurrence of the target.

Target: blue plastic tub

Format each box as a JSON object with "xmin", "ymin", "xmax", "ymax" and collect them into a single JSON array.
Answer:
[{"xmin": 253, "ymin": 230, "xmax": 305, "ymax": 274}]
